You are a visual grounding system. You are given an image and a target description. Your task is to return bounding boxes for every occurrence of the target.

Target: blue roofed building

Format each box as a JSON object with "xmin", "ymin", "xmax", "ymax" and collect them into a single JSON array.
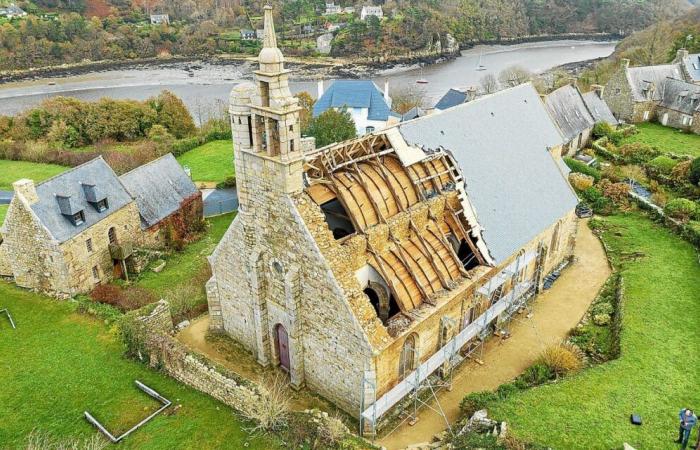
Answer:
[
  {"xmin": 434, "ymin": 88, "xmax": 475, "ymax": 111},
  {"xmin": 314, "ymin": 80, "xmax": 396, "ymax": 136}
]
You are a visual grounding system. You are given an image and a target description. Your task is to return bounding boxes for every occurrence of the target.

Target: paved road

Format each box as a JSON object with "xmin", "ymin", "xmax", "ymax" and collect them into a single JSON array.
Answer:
[
  {"xmin": 0, "ymin": 191, "xmax": 12, "ymax": 205},
  {"xmin": 202, "ymin": 188, "xmax": 238, "ymax": 217}
]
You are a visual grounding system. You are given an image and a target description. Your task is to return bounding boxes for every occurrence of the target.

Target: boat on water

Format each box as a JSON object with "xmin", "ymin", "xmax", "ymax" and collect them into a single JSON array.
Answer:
[
  {"xmin": 416, "ymin": 65, "xmax": 429, "ymax": 84},
  {"xmin": 476, "ymin": 49, "xmax": 486, "ymax": 71}
]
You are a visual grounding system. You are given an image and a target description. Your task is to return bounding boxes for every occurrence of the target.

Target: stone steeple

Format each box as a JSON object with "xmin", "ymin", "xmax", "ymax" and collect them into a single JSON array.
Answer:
[{"xmin": 228, "ymin": 4, "xmax": 303, "ymax": 210}]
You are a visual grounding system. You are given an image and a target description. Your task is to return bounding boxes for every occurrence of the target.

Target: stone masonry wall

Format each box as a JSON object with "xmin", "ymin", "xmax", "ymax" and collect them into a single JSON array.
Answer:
[
  {"xmin": 59, "ymin": 202, "xmax": 142, "ymax": 296},
  {"xmin": 208, "ymin": 148, "xmax": 375, "ymax": 415},
  {"xmin": 1, "ymin": 195, "xmax": 69, "ymax": 296},
  {"xmin": 603, "ymin": 64, "xmax": 636, "ymax": 123},
  {"xmin": 0, "ymin": 240, "xmax": 11, "ymax": 277},
  {"xmin": 656, "ymin": 106, "xmax": 700, "ymax": 135}
]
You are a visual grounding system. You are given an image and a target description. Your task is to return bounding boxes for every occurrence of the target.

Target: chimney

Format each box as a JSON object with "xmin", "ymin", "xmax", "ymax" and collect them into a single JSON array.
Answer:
[
  {"xmin": 621, "ymin": 58, "xmax": 630, "ymax": 69},
  {"xmin": 317, "ymin": 80, "xmax": 324, "ymax": 98},
  {"xmin": 591, "ymin": 84, "xmax": 605, "ymax": 99},
  {"xmin": 13, "ymin": 179, "xmax": 38, "ymax": 205},
  {"xmin": 675, "ymin": 48, "xmax": 689, "ymax": 63},
  {"xmin": 466, "ymin": 86, "xmax": 477, "ymax": 101},
  {"xmin": 384, "ymin": 79, "xmax": 390, "ymax": 103}
]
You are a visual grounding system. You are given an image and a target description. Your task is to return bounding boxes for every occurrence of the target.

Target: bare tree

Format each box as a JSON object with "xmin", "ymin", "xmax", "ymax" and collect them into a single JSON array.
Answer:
[
  {"xmin": 498, "ymin": 65, "xmax": 533, "ymax": 88},
  {"xmin": 479, "ymin": 73, "xmax": 499, "ymax": 94},
  {"xmin": 390, "ymin": 85, "xmax": 428, "ymax": 114}
]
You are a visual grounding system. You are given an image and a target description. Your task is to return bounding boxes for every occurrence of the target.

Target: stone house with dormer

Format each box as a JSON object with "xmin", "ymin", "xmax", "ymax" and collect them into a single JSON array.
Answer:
[
  {"xmin": 206, "ymin": 6, "xmax": 579, "ymax": 430},
  {"xmin": 0, "ymin": 154, "xmax": 201, "ymax": 297}
]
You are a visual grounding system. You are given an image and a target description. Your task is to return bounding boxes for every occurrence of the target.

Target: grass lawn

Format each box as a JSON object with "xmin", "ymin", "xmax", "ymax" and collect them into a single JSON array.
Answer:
[
  {"xmin": 176, "ymin": 140, "xmax": 234, "ymax": 184},
  {"xmin": 622, "ymin": 122, "xmax": 700, "ymax": 157},
  {"xmin": 489, "ymin": 213, "xmax": 700, "ymax": 449},
  {"xmin": 135, "ymin": 212, "xmax": 234, "ymax": 295},
  {"xmin": 0, "ymin": 204, "xmax": 7, "ymax": 224},
  {"xmin": 0, "ymin": 160, "xmax": 67, "ymax": 190},
  {"xmin": 0, "ymin": 281, "xmax": 278, "ymax": 449}
]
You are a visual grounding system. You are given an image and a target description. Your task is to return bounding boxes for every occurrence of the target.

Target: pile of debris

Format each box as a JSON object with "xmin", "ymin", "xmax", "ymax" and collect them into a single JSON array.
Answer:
[{"xmin": 402, "ymin": 410, "xmax": 507, "ymax": 450}]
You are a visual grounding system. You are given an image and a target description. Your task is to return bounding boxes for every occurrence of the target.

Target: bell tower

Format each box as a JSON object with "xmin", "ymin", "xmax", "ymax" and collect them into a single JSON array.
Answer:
[{"xmin": 229, "ymin": 5, "xmax": 303, "ymax": 210}]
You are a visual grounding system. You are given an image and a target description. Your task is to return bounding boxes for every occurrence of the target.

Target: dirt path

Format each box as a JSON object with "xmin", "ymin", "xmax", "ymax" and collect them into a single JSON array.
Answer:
[{"xmin": 377, "ymin": 219, "xmax": 611, "ymax": 450}]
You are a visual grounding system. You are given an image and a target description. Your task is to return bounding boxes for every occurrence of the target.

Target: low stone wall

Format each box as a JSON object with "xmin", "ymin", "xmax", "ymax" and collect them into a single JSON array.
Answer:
[
  {"xmin": 126, "ymin": 301, "xmax": 355, "ymax": 444},
  {"xmin": 134, "ymin": 301, "xmax": 262, "ymax": 410}
]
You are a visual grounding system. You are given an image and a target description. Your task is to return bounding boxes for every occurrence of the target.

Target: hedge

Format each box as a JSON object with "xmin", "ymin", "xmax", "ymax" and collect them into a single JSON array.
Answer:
[
  {"xmin": 646, "ymin": 155, "xmax": 678, "ymax": 175},
  {"xmin": 564, "ymin": 157, "xmax": 601, "ymax": 182}
]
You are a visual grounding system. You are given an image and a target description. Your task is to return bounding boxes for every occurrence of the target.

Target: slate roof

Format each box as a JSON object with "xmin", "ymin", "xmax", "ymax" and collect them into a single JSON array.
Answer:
[
  {"xmin": 434, "ymin": 88, "xmax": 471, "ymax": 111},
  {"xmin": 658, "ymin": 77, "xmax": 700, "ymax": 115},
  {"xmin": 626, "ymin": 64, "xmax": 683, "ymax": 102},
  {"xmin": 681, "ymin": 53, "xmax": 700, "ymax": 83},
  {"xmin": 398, "ymin": 83, "xmax": 577, "ymax": 264},
  {"xmin": 400, "ymin": 106, "xmax": 425, "ymax": 121},
  {"xmin": 313, "ymin": 80, "xmax": 392, "ymax": 121},
  {"xmin": 582, "ymin": 92, "xmax": 618, "ymax": 125},
  {"xmin": 30, "ymin": 158, "xmax": 133, "ymax": 244},
  {"xmin": 543, "ymin": 84, "xmax": 595, "ymax": 142},
  {"xmin": 119, "ymin": 153, "xmax": 199, "ymax": 229}
]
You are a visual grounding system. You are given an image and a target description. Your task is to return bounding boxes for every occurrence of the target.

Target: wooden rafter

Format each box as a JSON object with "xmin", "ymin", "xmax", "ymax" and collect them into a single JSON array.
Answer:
[
  {"xmin": 409, "ymin": 220, "xmax": 453, "ymax": 287},
  {"xmin": 428, "ymin": 226, "xmax": 470, "ymax": 278},
  {"xmin": 444, "ymin": 201, "xmax": 486, "ymax": 266},
  {"xmin": 358, "ymin": 164, "xmax": 395, "ymax": 216},
  {"xmin": 390, "ymin": 241, "xmax": 431, "ymax": 302},
  {"xmin": 349, "ymin": 162, "xmax": 386, "ymax": 224},
  {"xmin": 367, "ymin": 157, "xmax": 408, "ymax": 211}
]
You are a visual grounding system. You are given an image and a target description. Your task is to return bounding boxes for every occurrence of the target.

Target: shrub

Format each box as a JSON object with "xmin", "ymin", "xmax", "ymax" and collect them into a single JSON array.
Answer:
[
  {"xmin": 647, "ymin": 155, "xmax": 678, "ymax": 175},
  {"xmin": 568, "ymin": 172, "xmax": 594, "ymax": 191},
  {"xmin": 517, "ymin": 363, "xmax": 554, "ymax": 388},
  {"xmin": 216, "ymin": 176, "xmax": 237, "ymax": 190},
  {"xmin": 618, "ymin": 142, "xmax": 660, "ymax": 164},
  {"xmin": 459, "ymin": 391, "xmax": 499, "ymax": 417},
  {"xmin": 592, "ymin": 302, "xmax": 614, "ymax": 316},
  {"xmin": 672, "ymin": 160, "xmax": 692, "ymax": 181},
  {"xmin": 564, "ymin": 157, "xmax": 601, "ymax": 182},
  {"xmin": 90, "ymin": 285, "xmax": 157, "ymax": 312},
  {"xmin": 664, "ymin": 198, "xmax": 699, "ymax": 222},
  {"xmin": 598, "ymin": 179, "xmax": 630, "ymax": 206},
  {"xmin": 239, "ymin": 374, "xmax": 290, "ymax": 432},
  {"xmin": 592, "ymin": 121, "xmax": 624, "ymax": 145},
  {"xmin": 592, "ymin": 313, "xmax": 611, "ymax": 326},
  {"xmin": 537, "ymin": 342, "xmax": 585, "ymax": 378},
  {"xmin": 690, "ymin": 157, "xmax": 700, "ymax": 185},
  {"xmin": 650, "ymin": 191, "xmax": 669, "ymax": 207},
  {"xmin": 496, "ymin": 382, "xmax": 520, "ymax": 400},
  {"xmin": 580, "ymin": 186, "xmax": 613, "ymax": 214}
]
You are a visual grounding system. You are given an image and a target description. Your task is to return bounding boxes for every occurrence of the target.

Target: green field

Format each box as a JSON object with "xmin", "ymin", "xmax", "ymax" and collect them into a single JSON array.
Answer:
[
  {"xmin": 0, "ymin": 280, "xmax": 278, "ymax": 449},
  {"xmin": 136, "ymin": 212, "xmax": 234, "ymax": 295},
  {"xmin": 0, "ymin": 204, "xmax": 7, "ymax": 224},
  {"xmin": 622, "ymin": 123, "xmax": 700, "ymax": 157},
  {"xmin": 0, "ymin": 160, "xmax": 67, "ymax": 190},
  {"xmin": 490, "ymin": 213, "xmax": 700, "ymax": 449},
  {"xmin": 176, "ymin": 140, "xmax": 234, "ymax": 183}
]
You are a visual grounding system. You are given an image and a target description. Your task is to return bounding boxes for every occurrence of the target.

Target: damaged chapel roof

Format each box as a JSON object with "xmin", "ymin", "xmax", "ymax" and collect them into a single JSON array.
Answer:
[{"xmin": 398, "ymin": 83, "xmax": 578, "ymax": 264}]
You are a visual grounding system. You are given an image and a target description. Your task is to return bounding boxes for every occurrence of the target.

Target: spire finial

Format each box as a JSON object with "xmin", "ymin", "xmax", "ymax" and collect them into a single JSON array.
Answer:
[{"xmin": 263, "ymin": 5, "xmax": 277, "ymax": 49}]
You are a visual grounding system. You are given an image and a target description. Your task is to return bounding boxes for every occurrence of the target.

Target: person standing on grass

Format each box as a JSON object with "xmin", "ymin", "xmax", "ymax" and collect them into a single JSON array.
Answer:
[{"xmin": 676, "ymin": 408, "xmax": 697, "ymax": 448}]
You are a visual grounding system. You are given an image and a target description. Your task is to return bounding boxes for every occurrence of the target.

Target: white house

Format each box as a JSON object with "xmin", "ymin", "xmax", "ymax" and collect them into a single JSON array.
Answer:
[
  {"xmin": 360, "ymin": 6, "xmax": 383, "ymax": 21},
  {"xmin": 313, "ymin": 80, "xmax": 397, "ymax": 136},
  {"xmin": 0, "ymin": 3, "xmax": 27, "ymax": 18},
  {"xmin": 324, "ymin": 2, "xmax": 341, "ymax": 15},
  {"xmin": 150, "ymin": 14, "xmax": 169, "ymax": 25}
]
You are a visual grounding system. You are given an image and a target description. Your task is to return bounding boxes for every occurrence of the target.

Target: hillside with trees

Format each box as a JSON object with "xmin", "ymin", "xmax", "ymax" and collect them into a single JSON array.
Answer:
[
  {"xmin": 578, "ymin": 6, "xmax": 700, "ymax": 90},
  {"xmin": 0, "ymin": 0, "xmax": 693, "ymax": 71}
]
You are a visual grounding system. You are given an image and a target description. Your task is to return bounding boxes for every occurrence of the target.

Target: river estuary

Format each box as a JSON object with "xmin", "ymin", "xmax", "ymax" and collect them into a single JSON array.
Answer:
[{"xmin": 0, "ymin": 39, "xmax": 616, "ymax": 120}]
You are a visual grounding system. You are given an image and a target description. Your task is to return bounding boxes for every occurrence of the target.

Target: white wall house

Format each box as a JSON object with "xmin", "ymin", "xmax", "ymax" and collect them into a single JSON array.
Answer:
[
  {"xmin": 360, "ymin": 6, "xmax": 383, "ymax": 20},
  {"xmin": 313, "ymin": 80, "xmax": 396, "ymax": 136}
]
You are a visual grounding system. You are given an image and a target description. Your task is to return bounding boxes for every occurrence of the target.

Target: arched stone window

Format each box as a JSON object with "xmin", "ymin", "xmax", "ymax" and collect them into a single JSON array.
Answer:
[{"xmin": 399, "ymin": 333, "xmax": 419, "ymax": 379}]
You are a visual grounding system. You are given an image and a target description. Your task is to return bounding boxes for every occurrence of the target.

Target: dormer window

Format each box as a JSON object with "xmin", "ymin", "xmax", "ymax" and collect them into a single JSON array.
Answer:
[
  {"xmin": 95, "ymin": 199, "xmax": 108, "ymax": 212},
  {"xmin": 72, "ymin": 211, "xmax": 85, "ymax": 226},
  {"xmin": 56, "ymin": 194, "xmax": 85, "ymax": 227},
  {"xmin": 81, "ymin": 182, "xmax": 108, "ymax": 213}
]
